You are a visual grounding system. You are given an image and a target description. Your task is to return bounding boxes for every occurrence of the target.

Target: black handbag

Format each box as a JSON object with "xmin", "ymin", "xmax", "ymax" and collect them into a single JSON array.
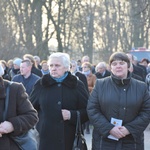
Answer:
[
  {"xmin": 72, "ymin": 111, "xmax": 87, "ymax": 150},
  {"xmin": 3, "ymin": 82, "xmax": 39, "ymax": 150}
]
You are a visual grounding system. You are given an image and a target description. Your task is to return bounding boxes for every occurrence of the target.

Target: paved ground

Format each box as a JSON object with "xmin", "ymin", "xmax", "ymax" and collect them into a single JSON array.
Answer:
[{"xmin": 85, "ymin": 124, "xmax": 150, "ymax": 150}]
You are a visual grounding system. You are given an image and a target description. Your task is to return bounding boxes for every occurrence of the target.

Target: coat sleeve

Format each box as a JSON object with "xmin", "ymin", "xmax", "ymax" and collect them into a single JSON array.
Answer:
[
  {"xmin": 8, "ymin": 82, "xmax": 38, "ymax": 135},
  {"xmin": 124, "ymin": 83, "xmax": 150, "ymax": 139},
  {"xmin": 87, "ymin": 80, "xmax": 114, "ymax": 137},
  {"xmin": 29, "ymin": 80, "xmax": 42, "ymax": 111},
  {"xmin": 69, "ymin": 80, "xmax": 89, "ymax": 125}
]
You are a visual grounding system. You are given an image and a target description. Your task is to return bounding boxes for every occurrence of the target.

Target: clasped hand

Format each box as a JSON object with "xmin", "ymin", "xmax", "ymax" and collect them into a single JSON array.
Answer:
[
  {"xmin": 109, "ymin": 126, "xmax": 130, "ymax": 139},
  {"xmin": 61, "ymin": 109, "xmax": 71, "ymax": 120},
  {"xmin": 0, "ymin": 121, "xmax": 14, "ymax": 137}
]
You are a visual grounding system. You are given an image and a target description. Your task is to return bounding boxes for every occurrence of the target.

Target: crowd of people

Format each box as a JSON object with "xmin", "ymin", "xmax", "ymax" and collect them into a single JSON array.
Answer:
[{"xmin": 0, "ymin": 51, "xmax": 150, "ymax": 150}]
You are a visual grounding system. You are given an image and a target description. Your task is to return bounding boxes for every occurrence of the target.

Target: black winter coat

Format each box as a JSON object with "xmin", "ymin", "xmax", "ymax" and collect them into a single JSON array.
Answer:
[
  {"xmin": 30, "ymin": 72, "xmax": 89, "ymax": 150},
  {"xmin": 87, "ymin": 73, "xmax": 150, "ymax": 150}
]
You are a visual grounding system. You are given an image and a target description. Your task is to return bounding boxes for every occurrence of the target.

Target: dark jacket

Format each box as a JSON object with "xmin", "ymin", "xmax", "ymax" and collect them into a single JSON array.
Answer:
[
  {"xmin": 133, "ymin": 64, "xmax": 145, "ymax": 81},
  {"xmin": 12, "ymin": 73, "xmax": 40, "ymax": 96},
  {"xmin": 131, "ymin": 73, "xmax": 143, "ymax": 82},
  {"xmin": 87, "ymin": 73, "xmax": 150, "ymax": 150},
  {"xmin": 2, "ymin": 69, "xmax": 11, "ymax": 81},
  {"xmin": 95, "ymin": 70, "xmax": 111, "ymax": 79},
  {"xmin": 75, "ymin": 71, "xmax": 89, "ymax": 94},
  {"xmin": 30, "ymin": 72, "xmax": 89, "ymax": 150},
  {"xmin": 0, "ymin": 79, "xmax": 38, "ymax": 150},
  {"xmin": 31, "ymin": 66, "xmax": 42, "ymax": 77},
  {"xmin": 9, "ymin": 68, "xmax": 20, "ymax": 80}
]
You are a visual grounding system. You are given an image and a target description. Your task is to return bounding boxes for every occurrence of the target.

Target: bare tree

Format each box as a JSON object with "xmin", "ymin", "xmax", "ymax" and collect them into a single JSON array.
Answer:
[{"xmin": 1, "ymin": 0, "xmax": 150, "ymax": 63}]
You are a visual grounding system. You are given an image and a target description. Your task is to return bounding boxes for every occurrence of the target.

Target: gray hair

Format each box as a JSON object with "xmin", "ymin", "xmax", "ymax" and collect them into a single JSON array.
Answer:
[
  {"xmin": 95, "ymin": 62, "xmax": 107, "ymax": 72},
  {"xmin": 34, "ymin": 55, "xmax": 41, "ymax": 62},
  {"xmin": 71, "ymin": 60, "xmax": 77, "ymax": 66},
  {"xmin": 48, "ymin": 52, "xmax": 70, "ymax": 71},
  {"xmin": 71, "ymin": 60, "xmax": 79, "ymax": 71}
]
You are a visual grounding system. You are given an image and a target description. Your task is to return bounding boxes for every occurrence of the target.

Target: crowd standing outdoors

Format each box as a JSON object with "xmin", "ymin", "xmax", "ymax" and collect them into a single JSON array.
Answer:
[{"xmin": 0, "ymin": 51, "xmax": 150, "ymax": 149}]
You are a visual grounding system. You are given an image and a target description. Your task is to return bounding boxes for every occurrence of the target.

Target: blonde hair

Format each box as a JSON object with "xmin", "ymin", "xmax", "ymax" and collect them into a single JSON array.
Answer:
[{"xmin": 82, "ymin": 62, "xmax": 92, "ymax": 70}]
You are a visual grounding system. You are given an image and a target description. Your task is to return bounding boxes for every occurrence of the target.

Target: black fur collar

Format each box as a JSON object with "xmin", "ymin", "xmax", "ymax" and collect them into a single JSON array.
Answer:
[{"xmin": 41, "ymin": 72, "xmax": 78, "ymax": 88}]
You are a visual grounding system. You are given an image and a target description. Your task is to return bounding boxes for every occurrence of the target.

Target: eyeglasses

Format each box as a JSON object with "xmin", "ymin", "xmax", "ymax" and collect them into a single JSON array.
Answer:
[{"xmin": 111, "ymin": 61, "xmax": 126, "ymax": 66}]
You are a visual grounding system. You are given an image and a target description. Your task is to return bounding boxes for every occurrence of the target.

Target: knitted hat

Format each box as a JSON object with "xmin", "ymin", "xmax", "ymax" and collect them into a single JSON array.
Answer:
[
  {"xmin": 13, "ymin": 58, "xmax": 22, "ymax": 67},
  {"xmin": 0, "ymin": 63, "xmax": 4, "ymax": 76}
]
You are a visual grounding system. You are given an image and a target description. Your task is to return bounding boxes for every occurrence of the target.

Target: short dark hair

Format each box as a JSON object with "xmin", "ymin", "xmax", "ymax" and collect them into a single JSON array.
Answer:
[
  {"xmin": 141, "ymin": 58, "xmax": 149, "ymax": 64},
  {"xmin": 109, "ymin": 52, "xmax": 130, "ymax": 68}
]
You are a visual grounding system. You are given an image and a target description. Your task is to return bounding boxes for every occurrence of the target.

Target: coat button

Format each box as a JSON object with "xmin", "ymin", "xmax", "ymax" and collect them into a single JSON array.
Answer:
[
  {"xmin": 58, "ymin": 101, "xmax": 61, "ymax": 105},
  {"xmin": 58, "ymin": 84, "xmax": 61, "ymax": 87}
]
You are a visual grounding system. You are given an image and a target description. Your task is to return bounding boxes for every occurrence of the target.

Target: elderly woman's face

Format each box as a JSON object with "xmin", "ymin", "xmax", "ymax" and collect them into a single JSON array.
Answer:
[{"xmin": 48, "ymin": 58, "xmax": 67, "ymax": 78}]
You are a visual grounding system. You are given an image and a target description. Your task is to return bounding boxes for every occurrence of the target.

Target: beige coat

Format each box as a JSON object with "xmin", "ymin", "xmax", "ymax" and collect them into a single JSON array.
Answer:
[{"xmin": 86, "ymin": 72, "xmax": 96, "ymax": 93}]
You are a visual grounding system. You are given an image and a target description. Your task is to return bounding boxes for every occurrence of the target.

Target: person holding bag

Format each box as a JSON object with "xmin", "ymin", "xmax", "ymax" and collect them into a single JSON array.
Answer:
[
  {"xmin": 0, "ymin": 63, "xmax": 38, "ymax": 150},
  {"xmin": 30, "ymin": 52, "xmax": 89, "ymax": 150}
]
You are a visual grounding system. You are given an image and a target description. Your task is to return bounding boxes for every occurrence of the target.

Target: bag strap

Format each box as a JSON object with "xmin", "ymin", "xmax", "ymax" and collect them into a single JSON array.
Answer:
[
  {"xmin": 75, "ymin": 111, "xmax": 82, "ymax": 135},
  {"xmin": 3, "ymin": 82, "xmax": 13, "ymax": 121}
]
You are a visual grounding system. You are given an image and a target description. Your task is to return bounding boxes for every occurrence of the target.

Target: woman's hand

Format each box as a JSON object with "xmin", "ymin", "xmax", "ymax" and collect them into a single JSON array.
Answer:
[
  {"xmin": 119, "ymin": 126, "xmax": 130, "ymax": 136},
  {"xmin": 0, "ymin": 121, "xmax": 14, "ymax": 135},
  {"xmin": 62, "ymin": 109, "xmax": 71, "ymax": 120},
  {"xmin": 109, "ymin": 126, "xmax": 126, "ymax": 139}
]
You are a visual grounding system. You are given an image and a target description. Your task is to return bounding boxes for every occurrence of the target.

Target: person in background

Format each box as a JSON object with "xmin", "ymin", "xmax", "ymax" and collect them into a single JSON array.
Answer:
[
  {"xmin": 23, "ymin": 54, "xmax": 42, "ymax": 77},
  {"xmin": 40, "ymin": 60, "xmax": 50, "ymax": 75},
  {"xmin": 95, "ymin": 61, "xmax": 110, "ymax": 79},
  {"xmin": 0, "ymin": 63, "xmax": 38, "ymax": 150},
  {"xmin": 70, "ymin": 60, "xmax": 89, "ymax": 94},
  {"xmin": 140, "ymin": 58, "xmax": 150, "ymax": 74},
  {"xmin": 87, "ymin": 52, "xmax": 150, "ymax": 150},
  {"xmin": 147, "ymin": 63, "xmax": 150, "ymax": 74},
  {"xmin": 30, "ymin": 52, "xmax": 89, "ymax": 150},
  {"xmin": 7, "ymin": 59, "xmax": 13, "ymax": 70},
  {"xmin": 0, "ymin": 60, "xmax": 10, "ymax": 80},
  {"xmin": 145, "ymin": 73, "xmax": 150, "ymax": 92},
  {"xmin": 7, "ymin": 59, "xmax": 13, "ymax": 75},
  {"xmin": 9, "ymin": 57, "xmax": 22, "ymax": 80},
  {"xmin": 77, "ymin": 59, "xmax": 82, "ymax": 71},
  {"xmin": 82, "ymin": 61, "xmax": 96, "ymax": 134},
  {"xmin": 34, "ymin": 55, "xmax": 42, "ymax": 70},
  {"xmin": 126, "ymin": 53, "xmax": 145, "ymax": 81},
  {"xmin": 12, "ymin": 60, "xmax": 40, "ymax": 96},
  {"xmin": 128, "ymin": 63, "xmax": 143, "ymax": 81},
  {"xmin": 82, "ymin": 62, "xmax": 96, "ymax": 93},
  {"xmin": 81, "ymin": 55, "xmax": 96, "ymax": 74}
]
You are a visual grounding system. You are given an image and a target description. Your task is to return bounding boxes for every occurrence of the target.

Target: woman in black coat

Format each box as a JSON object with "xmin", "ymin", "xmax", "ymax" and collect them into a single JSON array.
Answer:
[
  {"xmin": 30, "ymin": 52, "xmax": 89, "ymax": 150},
  {"xmin": 87, "ymin": 52, "xmax": 150, "ymax": 150}
]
